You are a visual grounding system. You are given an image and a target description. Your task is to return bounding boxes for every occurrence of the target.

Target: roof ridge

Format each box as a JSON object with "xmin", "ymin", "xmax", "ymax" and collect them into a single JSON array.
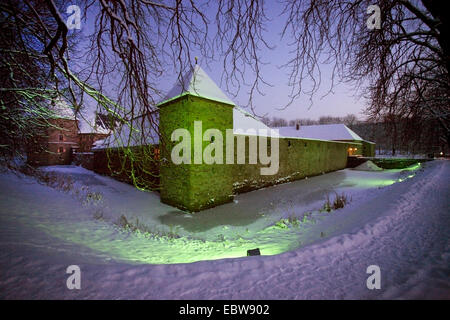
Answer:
[
  {"xmin": 158, "ymin": 65, "xmax": 235, "ymax": 106},
  {"xmin": 342, "ymin": 124, "xmax": 363, "ymax": 140}
]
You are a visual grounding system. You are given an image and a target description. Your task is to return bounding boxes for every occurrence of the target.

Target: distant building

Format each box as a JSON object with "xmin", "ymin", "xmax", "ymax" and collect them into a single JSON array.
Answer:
[
  {"xmin": 77, "ymin": 114, "xmax": 111, "ymax": 153},
  {"xmin": 27, "ymin": 98, "xmax": 111, "ymax": 166},
  {"xmin": 27, "ymin": 97, "xmax": 79, "ymax": 166}
]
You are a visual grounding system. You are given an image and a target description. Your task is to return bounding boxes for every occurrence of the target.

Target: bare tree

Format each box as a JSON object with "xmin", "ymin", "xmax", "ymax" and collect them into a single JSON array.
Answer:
[
  {"xmin": 0, "ymin": 0, "xmax": 79, "ymax": 160},
  {"xmin": 343, "ymin": 114, "xmax": 359, "ymax": 127},
  {"xmin": 271, "ymin": 117, "xmax": 288, "ymax": 127},
  {"xmin": 0, "ymin": 0, "xmax": 270, "ymax": 189},
  {"xmin": 2, "ymin": 0, "xmax": 448, "ymax": 181},
  {"xmin": 282, "ymin": 0, "xmax": 449, "ymax": 147}
]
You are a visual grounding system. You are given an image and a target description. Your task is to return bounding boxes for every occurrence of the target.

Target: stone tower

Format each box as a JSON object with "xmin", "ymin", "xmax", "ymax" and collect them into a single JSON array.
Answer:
[{"xmin": 157, "ymin": 65, "xmax": 234, "ymax": 212}]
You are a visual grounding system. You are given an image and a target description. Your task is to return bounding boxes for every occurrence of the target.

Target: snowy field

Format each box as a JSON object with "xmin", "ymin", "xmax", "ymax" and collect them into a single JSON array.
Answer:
[{"xmin": 0, "ymin": 160, "xmax": 449, "ymax": 299}]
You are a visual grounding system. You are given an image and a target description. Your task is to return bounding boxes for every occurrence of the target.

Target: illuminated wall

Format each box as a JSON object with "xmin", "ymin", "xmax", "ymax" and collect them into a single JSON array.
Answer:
[
  {"xmin": 230, "ymin": 135, "xmax": 358, "ymax": 194},
  {"xmin": 159, "ymin": 95, "xmax": 234, "ymax": 212},
  {"xmin": 156, "ymin": 94, "xmax": 359, "ymax": 211},
  {"xmin": 94, "ymin": 94, "xmax": 362, "ymax": 212},
  {"xmin": 361, "ymin": 140, "xmax": 376, "ymax": 157}
]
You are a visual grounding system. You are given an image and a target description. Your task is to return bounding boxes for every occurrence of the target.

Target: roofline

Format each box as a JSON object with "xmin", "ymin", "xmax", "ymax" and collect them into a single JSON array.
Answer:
[
  {"xmin": 156, "ymin": 92, "xmax": 235, "ymax": 108},
  {"xmin": 277, "ymin": 124, "xmax": 365, "ymax": 141}
]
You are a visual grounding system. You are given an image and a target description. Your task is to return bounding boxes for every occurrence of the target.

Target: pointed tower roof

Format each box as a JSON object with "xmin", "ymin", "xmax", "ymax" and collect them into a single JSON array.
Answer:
[
  {"xmin": 157, "ymin": 65, "xmax": 235, "ymax": 106},
  {"xmin": 48, "ymin": 96, "xmax": 76, "ymax": 120}
]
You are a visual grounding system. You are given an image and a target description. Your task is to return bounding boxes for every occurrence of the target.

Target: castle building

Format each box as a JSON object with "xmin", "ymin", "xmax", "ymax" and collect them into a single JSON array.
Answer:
[
  {"xmin": 93, "ymin": 65, "xmax": 374, "ymax": 212},
  {"xmin": 27, "ymin": 98, "xmax": 79, "ymax": 166},
  {"xmin": 27, "ymin": 98, "xmax": 110, "ymax": 166}
]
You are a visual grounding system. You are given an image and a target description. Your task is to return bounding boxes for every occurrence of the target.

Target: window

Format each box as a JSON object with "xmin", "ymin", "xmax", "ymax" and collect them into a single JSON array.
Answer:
[
  {"xmin": 153, "ymin": 148, "xmax": 160, "ymax": 160},
  {"xmin": 59, "ymin": 134, "xmax": 64, "ymax": 141}
]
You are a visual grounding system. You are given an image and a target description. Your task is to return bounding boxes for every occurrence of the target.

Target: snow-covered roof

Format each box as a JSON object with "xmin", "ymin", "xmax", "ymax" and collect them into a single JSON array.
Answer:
[
  {"xmin": 158, "ymin": 65, "xmax": 235, "ymax": 106},
  {"xmin": 93, "ymin": 115, "xmax": 159, "ymax": 150},
  {"xmin": 48, "ymin": 97, "xmax": 75, "ymax": 120},
  {"xmin": 78, "ymin": 114, "xmax": 110, "ymax": 135},
  {"xmin": 95, "ymin": 66, "xmax": 277, "ymax": 149},
  {"xmin": 278, "ymin": 124, "xmax": 364, "ymax": 141},
  {"xmin": 233, "ymin": 107, "xmax": 271, "ymax": 135}
]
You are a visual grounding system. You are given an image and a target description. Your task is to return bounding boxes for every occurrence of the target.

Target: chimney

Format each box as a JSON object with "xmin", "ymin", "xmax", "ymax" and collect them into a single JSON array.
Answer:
[{"xmin": 296, "ymin": 122, "xmax": 300, "ymax": 130}]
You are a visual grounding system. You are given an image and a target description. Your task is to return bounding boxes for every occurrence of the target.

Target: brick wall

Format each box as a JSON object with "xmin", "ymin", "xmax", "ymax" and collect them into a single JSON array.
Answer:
[
  {"xmin": 78, "ymin": 133, "xmax": 109, "ymax": 152},
  {"xmin": 27, "ymin": 118, "xmax": 78, "ymax": 166}
]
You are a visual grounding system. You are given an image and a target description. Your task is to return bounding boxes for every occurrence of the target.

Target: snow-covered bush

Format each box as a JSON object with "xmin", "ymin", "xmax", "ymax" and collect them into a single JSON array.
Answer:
[
  {"xmin": 323, "ymin": 193, "xmax": 349, "ymax": 211},
  {"xmin": 332, "ymin": 193, "xmax": 348, "ymax": 209}
]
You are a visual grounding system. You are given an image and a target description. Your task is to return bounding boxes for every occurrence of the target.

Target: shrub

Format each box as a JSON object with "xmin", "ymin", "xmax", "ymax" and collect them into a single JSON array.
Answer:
[
  {"xmin": 275, "ymin": 219, "xmax": 289, "ymax": 229},
  {"xmin": 84, "ymin": 191, "xmax": 103, "ymax": 205},
  {"xmin": 288, "ymin": 216, "xmax": 300, "ymax": 227},
  {"xmin": 323, "ymin": 192, "xmax": 349, "ymax": 212},
  {"xmin": 93, "ymin": 208, "xmax": 104, "ymax": 220},
  {"xmin": 332, "ymin": 193, "xmax": 348, "ymax": 209},
  {"xmin": 17, "ymin": 165, "xmax": 75, "ymax": 193},
  {"xmin": 116, "ymin": 214, "xmax": 181, "ymax": 239},
  {"xmin": 323, "ymin": 195, "xmax": 332, "ymax": 212}
]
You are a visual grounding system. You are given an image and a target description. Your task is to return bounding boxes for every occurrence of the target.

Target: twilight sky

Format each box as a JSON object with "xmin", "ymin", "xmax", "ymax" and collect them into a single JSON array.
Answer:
[{"xmin": 75, "ymin": 1, "xmax": 368, "ymax": 122}]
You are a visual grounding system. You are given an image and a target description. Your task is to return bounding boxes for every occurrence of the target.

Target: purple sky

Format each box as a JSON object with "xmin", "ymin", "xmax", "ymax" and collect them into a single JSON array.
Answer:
[{"xmin": 75, "ymin": 1, "xmax": 368, "ymax": 122}]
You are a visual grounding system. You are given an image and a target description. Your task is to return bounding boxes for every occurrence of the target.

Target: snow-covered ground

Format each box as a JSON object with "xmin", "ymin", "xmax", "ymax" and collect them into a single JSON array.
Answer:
[{"xmin": 0, "ymin": 160, "xmax": 449, "ymax": 299}]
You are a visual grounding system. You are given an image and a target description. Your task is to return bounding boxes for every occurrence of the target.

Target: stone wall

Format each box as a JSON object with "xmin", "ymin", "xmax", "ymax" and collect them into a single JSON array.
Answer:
[
  {"xmin": 231, "ymin": 135, "xmax": 358, "ymax": 194},
  {"xmin": 93, "ymin": 133, "xmax": 357, "ymax": 212},
  {"xmin": 93, "ymin": 146, "xmax": 159, "ymax": 189},
  {"xmin": 73, "ymin": 152, "xmax": 94, "ymax": 170},
  {"xmin": 93, "ymin": 96, "xmax": 363, "ymax": 212},
  {"xmin": 362, "ymin": 140, "xmax": 376, "ymax": 157},
  {"xmin": 371, "ymin": 158, "xmax": 430, "ymax": 169},
  {"xmin": 159, "ymin": 95, "xmax": 234, "ymax": 212}
]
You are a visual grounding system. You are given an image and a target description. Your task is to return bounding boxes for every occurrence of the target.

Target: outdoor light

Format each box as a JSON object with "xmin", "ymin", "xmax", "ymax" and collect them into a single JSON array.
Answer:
[
  {"xmin": 440, "ymin": 152, "xmax": 444, "ymax": 156},
  {"xmin": 247, "ymin": 248, "xmax": 261, "ymax": 256}
]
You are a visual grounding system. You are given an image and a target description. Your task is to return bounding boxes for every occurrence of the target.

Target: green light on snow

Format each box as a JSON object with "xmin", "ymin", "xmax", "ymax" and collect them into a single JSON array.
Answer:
[
  {"xmin": 401, "ymin": 162, "xmax": 421, "ymax": 171},
  {"xmin": 34, "ymin": 221, "xmax": 287, "ymax": 264},
  {"xmin": 29, "ymin": 162, "xmax": 424, "ymax": 265}
]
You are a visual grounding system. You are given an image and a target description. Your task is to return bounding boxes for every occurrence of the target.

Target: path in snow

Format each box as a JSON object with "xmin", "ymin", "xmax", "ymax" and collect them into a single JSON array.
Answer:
[{"xmin": 0, "ymin": 161, "xmax": 448, "ymax": 299}]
